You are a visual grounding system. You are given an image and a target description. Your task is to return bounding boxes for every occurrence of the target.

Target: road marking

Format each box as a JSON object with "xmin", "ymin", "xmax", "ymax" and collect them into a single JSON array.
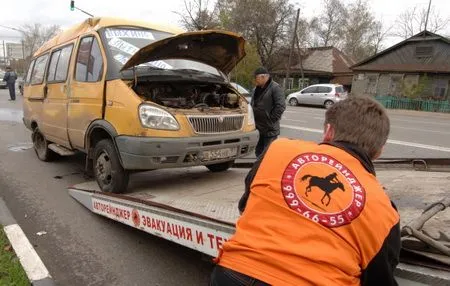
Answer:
[
  {"xmin": 281, "ymin": 125, "xmax": 322, "ymax": 134},
  {"xmin": 4, "ymin": 224, "xmax": 51, "ymax": 281},
  {"xmin": 286, "ymin": 108, "xmax": 449, "ymax": 126},
  {"xmin": 389, "ymin": 117, "xmax": 450, "ymax": 127},
  {"xmin": 281, "ymin": 124, "xmax": 450, "ymax": 152},
  {"xmin": 284, "ymin": 110, "xmax": 325, "ymax": 116},
  {"xmin": 392, "ymin": 125, "xmax": 450, "ymax": 135},
  {"xmin": 387, "ymin": 140, "xmax": 450, "ymax": 152},
  {"xmin": 283, "ymin": 118, "xmax": 307, "ymax": 123}
]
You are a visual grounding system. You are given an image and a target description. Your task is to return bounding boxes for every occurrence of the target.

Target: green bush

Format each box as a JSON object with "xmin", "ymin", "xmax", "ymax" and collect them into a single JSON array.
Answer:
[{"xmin": 284, "ymin": 88, "xmax": 301, "ymax": 97}]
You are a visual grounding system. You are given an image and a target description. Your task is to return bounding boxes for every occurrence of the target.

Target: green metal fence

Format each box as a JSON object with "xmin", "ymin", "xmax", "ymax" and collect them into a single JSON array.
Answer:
[{"xmin": 374, "ymin": 96, "xmax": 450, "ymax": 113}]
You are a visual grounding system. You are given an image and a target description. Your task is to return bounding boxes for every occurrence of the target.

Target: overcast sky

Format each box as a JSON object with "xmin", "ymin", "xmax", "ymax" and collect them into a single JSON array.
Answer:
[{"xmin": 1, "ymin": 0, "xmax": 449, "ymax": 48}]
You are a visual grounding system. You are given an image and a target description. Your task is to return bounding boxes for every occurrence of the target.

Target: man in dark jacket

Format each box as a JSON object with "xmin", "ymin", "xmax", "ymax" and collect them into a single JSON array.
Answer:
[
  {"xmin": 251, "ymin": 67, "xmax": 286, "ymax": 157},
  {"xmin": 3, "ymin": 67, "xmax": 17, "ymax": 101}
]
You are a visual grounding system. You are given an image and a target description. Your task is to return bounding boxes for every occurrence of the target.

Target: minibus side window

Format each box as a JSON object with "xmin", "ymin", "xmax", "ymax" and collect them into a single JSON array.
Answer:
[
  {"xmin": 75, "ymin": 36, "xmax": 103, "ymax": 82},
  {"xmin": 25, "ymin": 59, "xmax": 36, "ymax": 85},
  {"xmin": 31, "ymin": 54, "xmax": 49, "ymax": 85}
]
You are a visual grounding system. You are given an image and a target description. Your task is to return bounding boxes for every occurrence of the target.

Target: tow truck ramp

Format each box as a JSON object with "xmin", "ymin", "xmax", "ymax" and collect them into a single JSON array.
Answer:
[
  {"xmin": 69, "ymin": 168, "xmax": 247, "ymax": 257},
  {"xmin": 69, "ymin": 165, "xmax": 450, "ymax": 285}
]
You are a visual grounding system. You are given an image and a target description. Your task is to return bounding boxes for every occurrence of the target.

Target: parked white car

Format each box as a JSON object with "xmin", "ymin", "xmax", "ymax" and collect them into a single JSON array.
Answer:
[{"xmin": 287, "ymin": 84, "xmax": 348, "ymax": 109}]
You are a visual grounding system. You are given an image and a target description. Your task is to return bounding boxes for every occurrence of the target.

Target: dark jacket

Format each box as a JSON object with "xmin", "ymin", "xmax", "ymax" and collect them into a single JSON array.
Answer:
[
  {"xmin": 3, "ymin": 71, "xmax": 17, "ymax": 85},
  {"xmin": 251, "ymin": 78, "xmax": 286, "ymax": 137}
]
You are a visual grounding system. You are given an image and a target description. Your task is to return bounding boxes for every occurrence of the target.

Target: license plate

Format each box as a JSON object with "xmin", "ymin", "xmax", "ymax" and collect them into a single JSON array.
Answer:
[{"xmin": 202, "ymin": 147, "xmax": 238, "ymax": 161}]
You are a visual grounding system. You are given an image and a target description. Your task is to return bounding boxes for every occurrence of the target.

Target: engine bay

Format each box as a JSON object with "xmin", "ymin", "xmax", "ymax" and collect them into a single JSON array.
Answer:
[{"xmin": 133, "ymin": 82, "xmax": 242, "ymax": 109}]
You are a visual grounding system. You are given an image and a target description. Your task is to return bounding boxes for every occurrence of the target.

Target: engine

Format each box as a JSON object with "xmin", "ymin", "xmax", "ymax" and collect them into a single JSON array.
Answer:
[{"xmin": 133, "ymin": 82, "xmax": 240, "ymax": 109}]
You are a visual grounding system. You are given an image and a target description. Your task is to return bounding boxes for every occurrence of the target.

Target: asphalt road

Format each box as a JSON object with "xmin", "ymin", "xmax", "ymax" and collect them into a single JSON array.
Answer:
[
  {"xmin": 281, "ymin": 105, "xmax": 450, "ymax": 159},
  {"xmin": 0, "ymin": 93, "xmax": 212, "ymax": 285},
  {"xmin": 0, "ymin": 89, "xmax": 448, "ymax": 285}
]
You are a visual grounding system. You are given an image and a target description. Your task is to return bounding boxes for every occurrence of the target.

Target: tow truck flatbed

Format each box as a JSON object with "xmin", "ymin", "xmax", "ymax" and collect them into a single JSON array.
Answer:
[{"xmin": 69, "ymin": 165, "xmax": 450, "ymax": 285}]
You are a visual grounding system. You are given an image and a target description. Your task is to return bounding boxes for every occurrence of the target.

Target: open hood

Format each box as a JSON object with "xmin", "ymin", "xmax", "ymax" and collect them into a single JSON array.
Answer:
[{"xmin": 120, "ymin": 30, "xmax": 246, "ymax": 74}]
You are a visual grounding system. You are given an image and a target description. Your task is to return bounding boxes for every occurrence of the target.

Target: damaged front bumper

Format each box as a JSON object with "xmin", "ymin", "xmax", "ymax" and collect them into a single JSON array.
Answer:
[{"xmin": 115, "ymin": 131, "xmax": 258, "ymax": 170}]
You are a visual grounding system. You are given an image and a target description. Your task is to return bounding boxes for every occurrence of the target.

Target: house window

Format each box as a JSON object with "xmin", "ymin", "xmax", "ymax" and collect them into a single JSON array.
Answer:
[
  {"xmin": 365, "ymin": 74, "xmax": 378, "ymax": 94},
  {"xmin": 415, "ymin": 46, "xmax": 433, "ymax": 58},
  {"xmin": 282, "ymin": 78, "xmax": 294, "ymax": 89},
  {"xmin": 389, "ymin": 74, "xmax": 403, "ymax": 96},
  {"xmin": 433, "ymin": 78, "xmax": 448, "ymax": 99},
  {"xmin": 298, "ymin": 78, "xmax": 309, "ymax": 89},
  {"xmin": 288, "ymin": 78, "xmax": 294, "ymax": 89}
]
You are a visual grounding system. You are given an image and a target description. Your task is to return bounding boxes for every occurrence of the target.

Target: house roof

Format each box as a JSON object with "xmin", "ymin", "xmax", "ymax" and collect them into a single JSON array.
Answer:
[
  {"xmin": 290, "ymin": 47, "xmax": 355, "ymax": 74},
  {"xmin": 351, "ymin": 30, "xmax": 450, "ymax": 71}
]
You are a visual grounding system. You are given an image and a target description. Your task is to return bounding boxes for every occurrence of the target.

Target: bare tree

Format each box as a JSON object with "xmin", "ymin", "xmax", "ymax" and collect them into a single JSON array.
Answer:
[
  {"xmin": 176, "ymin": 0, "xmax": 221, "ymax": 31},
  {"xmin": 341, "ymin": 0, "xmax": 378, "ymax": 61},
  {"xmin": 218, "ymin": 0, "xmax": 295, "ymax": 70},
  {"xmin": 20, "ymin": 23, "xmax": 60, "ymax": 61},
  {"xmin": 295, "ymin": 18, "xmax": 314, "ymax": 48},
  {"xmin": 310, "ymin": 0, "xmax": 346, "ymax": 47},
  {"xmin": 394, "ymin": 5, "xmax": 450, "ymax": 39},
  {"xmin": 372, "ymin": 21, "xmax": 392, "ymax": 55}
]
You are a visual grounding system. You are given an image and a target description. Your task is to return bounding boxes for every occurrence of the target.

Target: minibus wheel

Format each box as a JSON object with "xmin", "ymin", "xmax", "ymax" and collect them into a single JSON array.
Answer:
[
  {"xmin": 93, "ymin": 139, "xmax": 129, "ymax": 193},
  {"xmin": 32, "ymin": 128, "xmax": 56, "ymax": 161}
]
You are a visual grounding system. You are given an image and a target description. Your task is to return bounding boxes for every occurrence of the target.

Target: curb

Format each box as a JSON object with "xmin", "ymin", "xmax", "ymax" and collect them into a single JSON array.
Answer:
[{"xmin": 0, "ymin": 198, "xmax": 56, "ymax": 286}]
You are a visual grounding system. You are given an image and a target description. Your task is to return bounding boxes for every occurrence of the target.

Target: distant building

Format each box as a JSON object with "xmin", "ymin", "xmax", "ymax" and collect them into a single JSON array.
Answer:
[
  {"xmin": 351, "ymin": 31, "xmax": 450, "ymax": 101},
  {"xmin": 272, "ymin": 47, "xmax": 355, "ymax": 91},
  {"xmin": 6, "ymin": 42, "xmax": 24, "ymax": 60}
]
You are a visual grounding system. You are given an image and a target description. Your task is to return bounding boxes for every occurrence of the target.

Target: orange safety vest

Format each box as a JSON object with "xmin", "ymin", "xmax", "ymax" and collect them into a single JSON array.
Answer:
[{"xmin": 216, "ymin": 138, "xmax": 399, "ymax": 286}]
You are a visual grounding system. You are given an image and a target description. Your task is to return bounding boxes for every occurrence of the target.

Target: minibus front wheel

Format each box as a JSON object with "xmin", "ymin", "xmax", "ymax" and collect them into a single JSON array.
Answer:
[{"xmin": 93, "ymin": 139, "xmax": 129, "ymax": 193}]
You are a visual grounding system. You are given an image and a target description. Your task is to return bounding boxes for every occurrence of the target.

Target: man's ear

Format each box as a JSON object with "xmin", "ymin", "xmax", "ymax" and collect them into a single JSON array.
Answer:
[
  {"xmin": 323, "ymin": 123, "xmax": 335, "ymax": 142},
  {"xmin": 373, "ymin": 146, "xmax": 384, "ymax": 160}
]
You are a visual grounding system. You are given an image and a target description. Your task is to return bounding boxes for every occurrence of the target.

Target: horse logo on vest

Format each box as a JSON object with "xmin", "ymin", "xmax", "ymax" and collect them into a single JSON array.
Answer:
[
  {"xmin": 282, "ymin": 153, "xmax": 366, "ymax": 228},
  {"xmin": 301, "ymin": 172, "xmax": 345, "ymax": 206}
]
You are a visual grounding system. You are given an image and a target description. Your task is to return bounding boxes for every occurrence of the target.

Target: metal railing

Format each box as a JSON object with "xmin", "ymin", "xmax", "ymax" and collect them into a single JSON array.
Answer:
[{"xmin": 375, "ymin": 96, "xmax": 450, "ymax": 113}]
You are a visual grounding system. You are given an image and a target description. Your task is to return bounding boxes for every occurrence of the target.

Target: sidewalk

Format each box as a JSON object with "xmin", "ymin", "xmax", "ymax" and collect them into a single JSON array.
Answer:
[
  {"xmin": 386, "ymin": 108, "xmax": 450, "ymax": 119},
  {"xmin": 0, "ymin": 198, "xmax": 55, "ymax": 286}
]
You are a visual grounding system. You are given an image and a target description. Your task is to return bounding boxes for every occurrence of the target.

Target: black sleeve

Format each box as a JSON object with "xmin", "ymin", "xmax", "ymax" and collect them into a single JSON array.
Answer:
[
  {"xmin": 3, "ymin": 72, "xmax": 8, "ymax": 82},
  {"xmin": 270, "ymin": 84, "xmax": 286, "ymax": 122},
  {"xmin": 361, "ymin": 221, "xmax": 401, "ymax": 286},
  {"xmin": 238, "ymin": 148, "xmax": 269, "ymax": 213}
]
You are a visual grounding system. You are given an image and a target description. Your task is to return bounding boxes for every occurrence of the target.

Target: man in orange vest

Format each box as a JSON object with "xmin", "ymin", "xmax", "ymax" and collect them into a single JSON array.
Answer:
[{"xmin": 211, "ymin": 96, "xmax": 400, "ymax": 286}]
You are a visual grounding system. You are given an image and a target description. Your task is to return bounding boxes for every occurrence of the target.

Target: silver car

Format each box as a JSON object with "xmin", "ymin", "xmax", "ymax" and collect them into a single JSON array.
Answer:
[
  {"xmin": 0, "ymin": 72, "xmax": 7, "ymax": 89},
  {"xmin": 287, "ymin": 84, "xmax": 348, "ymax": 109}
]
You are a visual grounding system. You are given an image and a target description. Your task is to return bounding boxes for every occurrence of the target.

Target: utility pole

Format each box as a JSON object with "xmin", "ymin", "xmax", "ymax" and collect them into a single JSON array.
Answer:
[
  {"xmin": 21, "ymin": 40, "xmax": 25, "ymax": 59},
  {"xmin": 295, "ymin": 35, "xmax": 305, "ymax": 87},
  {"xmin": 285, "ymin": 8, "xmax": 300, "ymax": 90},
  {"xmin": 424, "ymin": 0, "xmax": 432, "ymax": 31},
  {"xmin": 2, "ymin": 40, "xmax": 6, "ymax": 67}
]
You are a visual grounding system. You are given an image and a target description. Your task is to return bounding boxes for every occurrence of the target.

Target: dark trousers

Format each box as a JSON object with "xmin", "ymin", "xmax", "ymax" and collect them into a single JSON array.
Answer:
[
  {"xmin": 8, "ymin": 83, "xmax": 16, "ymax": 100},
  {"xmin": 210, "ymin": 265, "xmax": 270, "ymax": 286},
  {"xmin": 255, "ymin": 134, "xmax": 277, "ymax": 158}
]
